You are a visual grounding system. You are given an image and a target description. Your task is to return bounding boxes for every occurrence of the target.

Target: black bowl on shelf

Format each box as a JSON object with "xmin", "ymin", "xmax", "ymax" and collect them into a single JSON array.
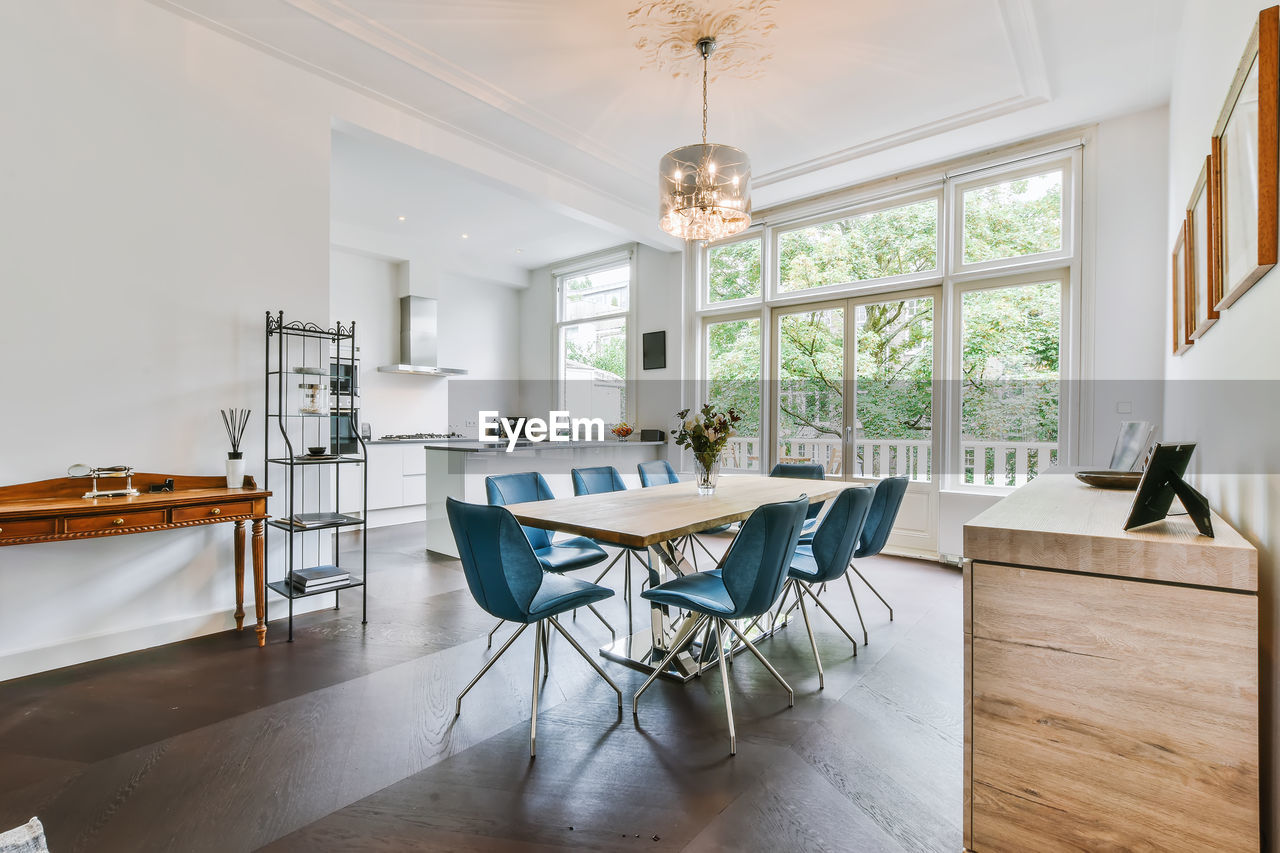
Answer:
[{"xmin": 306, "ymin": 446, "xmax": 328, "ymax": 457}]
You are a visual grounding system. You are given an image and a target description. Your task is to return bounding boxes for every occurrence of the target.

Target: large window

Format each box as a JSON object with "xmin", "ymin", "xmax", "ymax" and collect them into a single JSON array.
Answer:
[
  {"xmin": 697, "ymin": 147, "xmax": 1079, "ymax": 492},
  {"xmin": 556, "ymin": 258, "xmax": 632, "ymax": 425}
]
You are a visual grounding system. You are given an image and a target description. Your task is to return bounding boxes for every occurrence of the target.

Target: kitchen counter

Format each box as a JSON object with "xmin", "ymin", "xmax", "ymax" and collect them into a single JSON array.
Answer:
[{"xmin": 424, "ymin": 439, "xmax": 668, "ymax": 556}]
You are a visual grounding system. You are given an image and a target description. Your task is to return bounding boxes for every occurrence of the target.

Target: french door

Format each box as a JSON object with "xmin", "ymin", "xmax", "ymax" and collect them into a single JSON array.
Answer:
[{"xmin": 771, "ymin": 286, "xmax": 941, "ymax": 556}]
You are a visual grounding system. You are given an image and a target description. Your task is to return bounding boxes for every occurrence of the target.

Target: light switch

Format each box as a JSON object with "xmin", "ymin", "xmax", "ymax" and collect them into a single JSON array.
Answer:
[{"xmin": 1116, "ymin": 401, "xmax": 1132, "ymax": 414}]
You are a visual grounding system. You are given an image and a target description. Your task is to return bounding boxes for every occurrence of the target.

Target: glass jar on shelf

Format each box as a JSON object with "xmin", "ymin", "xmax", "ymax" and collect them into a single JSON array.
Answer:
[{"xmin": 298, "ymin": 382, "xmax": 327, "ymax": 415}]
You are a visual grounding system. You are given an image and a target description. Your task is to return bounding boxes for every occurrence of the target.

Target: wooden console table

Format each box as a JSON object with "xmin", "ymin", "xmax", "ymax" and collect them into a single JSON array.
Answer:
[
  {"xmin": 963, "ymin": 473, "xmax": 1258, "ymax": 851},
  {"xmin": 0, "ymin": 473, "xmax": 272, "ymax": 646}
]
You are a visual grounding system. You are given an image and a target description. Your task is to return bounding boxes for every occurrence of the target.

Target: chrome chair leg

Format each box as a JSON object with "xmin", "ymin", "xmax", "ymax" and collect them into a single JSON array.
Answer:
[
  {"xmin": 690, "ymin": 534, "xmax": 719, "ymax": 563},
  {"xmin": 633, "ymin": 613, "xmax": 708, "ymax": 715},
  {"xmin": 487, "ymin": 618, "xmax": 507, "ymax": 649},
  {"xmin": 722, "ymin": 619, "xmax": 794, "ymax": 706},
  {"xmin": 851, "ymin": 564, "xmax": 893, "ymax": 621},
  {"xmin": 795, "ymin": 582, "xmax": 824, "ymax": 689},
  {"xmin": 715, "ymin": 619, "xmax": 737, "ymax": 755},
  {"xmin": 530, "ymin": 620, "xmax": 542, "ymax": 758},
  {"xmin": 548, "ymin": 615, "xmax": 622, "ymax": 709},
  {"xmin": 457, "ymin": 622, "xmax": 530, "ymax": 717},
  {"xmin": 845, "ymin": 574, "xmax": 869, "ymax": 644},
  {"xmin": 592, "ymin": 549, "xmax": 626, "ymax": 585},
  {"xmin": 540, "ymin": 621, "xmax": 550, "ymax": 675},
  {"xmin": 798, "ymin": 582, "xmax": 858, "ymax": 655},
  {"xmin": 586, "ymin": 603, "xmax": 615, "ymax": 639}
]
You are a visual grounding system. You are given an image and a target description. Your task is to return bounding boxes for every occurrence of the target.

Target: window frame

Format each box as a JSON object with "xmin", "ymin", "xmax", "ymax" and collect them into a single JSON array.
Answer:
[
  {"xmin": 944, "ymin": 268, "xmax": 1071, "ymax": 494},
  {"xmin": 769, "ymin": 187, "xmax": 945, "ymax": 303},
  {"xmin": 700, "ymin": 228, "xmax": 766, "ymax": 311},
  {"xmin": 553, "ymin": 250, "xmax": 637, "ymax": 425},
  {"xmin": 700, "ymin": 308, "xmax": 767, "ymax": 472},
  {"xmin": 691, "ymin": 139, "xmax": 1086, "ymax": 495},
  {"xmin": 950, "ymin": 151, "xmax": 1078, "ymax": 278}
]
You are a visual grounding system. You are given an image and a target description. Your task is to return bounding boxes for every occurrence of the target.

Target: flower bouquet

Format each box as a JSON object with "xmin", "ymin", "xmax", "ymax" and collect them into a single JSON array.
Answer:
[{"xmin": 673, "ymin": 404, "xmax": 741, "ymax": 495}]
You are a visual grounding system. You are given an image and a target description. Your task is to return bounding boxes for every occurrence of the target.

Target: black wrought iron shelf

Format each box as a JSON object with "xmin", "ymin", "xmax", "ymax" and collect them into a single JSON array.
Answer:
[
  {"xmin": 266, "ymin": 577, "xmax": 365, "ymax": 601},
  {"xmin": 266, "ymin": 456, "xmax": 365, "ymax": 466},
  {"xmin": 267, "ymin": 514, "xmax": 364, "ymax": 534},
  {"xmin": 264, "ymin": 309, "xmax": 368, "ymax": 642}
]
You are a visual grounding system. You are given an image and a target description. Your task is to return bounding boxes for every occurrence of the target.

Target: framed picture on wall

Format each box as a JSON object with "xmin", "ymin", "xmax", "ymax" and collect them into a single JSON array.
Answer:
[
  {"xmin": 1212, "ymin": 4, "xmax": 1278, "ymax": 310},
  {"xmin": 1171, "ymin": 223, "xmax": 1193, "ymax": 356},
  {"xmin": 1185, "ymin": 156, "xmax": 1219, "ymax": 338}
]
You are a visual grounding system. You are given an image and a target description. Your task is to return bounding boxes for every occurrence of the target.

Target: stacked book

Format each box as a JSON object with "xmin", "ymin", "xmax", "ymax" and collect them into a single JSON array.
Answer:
[
  {"xmin": 289, "ymin": 565, "xmax": 350, "ymax": 594},
  {"xmin": 289, "ymin": 511, "xmax": 358, "ymax": 529}
]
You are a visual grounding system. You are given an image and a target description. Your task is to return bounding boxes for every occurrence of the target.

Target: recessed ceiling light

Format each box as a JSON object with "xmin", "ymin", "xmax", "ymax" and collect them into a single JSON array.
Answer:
[
  {"xmin": 515, "ymin": 249, "xmax": 523, "ymax": 254},
  {"xmin": 460, "ymin": 233, "xmax": 469, "ymax": 239},
  {"xmin": 397, "ymin": 215, "xmax": 406, "ymax": 221}
]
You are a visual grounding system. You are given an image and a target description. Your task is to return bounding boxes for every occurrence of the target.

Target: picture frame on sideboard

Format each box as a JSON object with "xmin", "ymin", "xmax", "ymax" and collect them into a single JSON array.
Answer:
[{"xmin": 1212, "ymin": 4, "xmax": 1278, "ymax": 310}]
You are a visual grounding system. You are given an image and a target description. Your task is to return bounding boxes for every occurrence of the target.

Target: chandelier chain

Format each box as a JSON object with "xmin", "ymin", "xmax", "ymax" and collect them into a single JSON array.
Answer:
[{"xmin": 701, "ymin": 51, "xmax": 708, "ymax": 146}]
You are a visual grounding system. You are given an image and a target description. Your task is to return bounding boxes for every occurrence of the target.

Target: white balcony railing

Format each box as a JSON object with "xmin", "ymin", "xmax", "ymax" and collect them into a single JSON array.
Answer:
[{"xmin": 723, "ymin": 436, "xmax": 1058, "ymax": 487}]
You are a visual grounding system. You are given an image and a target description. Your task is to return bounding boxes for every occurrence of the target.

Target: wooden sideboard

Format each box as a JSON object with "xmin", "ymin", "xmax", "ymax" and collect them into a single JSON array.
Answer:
[
  {"xmin": 963, "ymin": 473, "xmax": 1259, "ymax": 852},
  {"xmin": 0, "ymin": 473, "xmax": 272, "ymax": 646}
]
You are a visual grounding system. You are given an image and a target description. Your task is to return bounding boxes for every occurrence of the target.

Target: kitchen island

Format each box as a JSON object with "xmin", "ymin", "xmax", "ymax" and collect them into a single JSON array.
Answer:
[{"xmin": 423, "ymin": 439, "xmax": 668, "ymax": 557}]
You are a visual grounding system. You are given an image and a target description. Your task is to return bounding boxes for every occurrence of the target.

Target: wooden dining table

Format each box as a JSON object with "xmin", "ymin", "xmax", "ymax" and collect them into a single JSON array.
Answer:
[{"xmin": 505, "ymin": 474, "xmax": 854, "ymax": 680}]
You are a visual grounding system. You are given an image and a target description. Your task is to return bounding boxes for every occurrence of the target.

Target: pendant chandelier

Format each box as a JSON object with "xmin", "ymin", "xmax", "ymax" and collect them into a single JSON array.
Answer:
[{"xmin": 658, "ymin": 37, "xmax": 751, "ymax": 241}]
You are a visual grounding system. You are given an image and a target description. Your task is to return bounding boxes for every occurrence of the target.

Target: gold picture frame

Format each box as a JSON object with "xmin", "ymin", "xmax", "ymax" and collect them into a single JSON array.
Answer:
[
  {"xmin": 1212, "ymin": 5, "xmax": 1278, "ymax": 310},
  {"xmin": 1186, "ymin": 156, "xmax": 1219, "ymax": 338},
  {"xmin": 1172, "ymin": 223, "xmax": 1193, "ymax": 356}
]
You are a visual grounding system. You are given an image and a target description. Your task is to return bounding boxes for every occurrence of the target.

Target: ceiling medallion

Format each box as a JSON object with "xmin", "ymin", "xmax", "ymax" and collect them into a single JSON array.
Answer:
[
  {"xmin": 628, "ymin": 0, "xmax": 779, "ymax": 80},
  {"xmin": 657, "ymin": 36, "xmax": 752, "ymax": 241}
]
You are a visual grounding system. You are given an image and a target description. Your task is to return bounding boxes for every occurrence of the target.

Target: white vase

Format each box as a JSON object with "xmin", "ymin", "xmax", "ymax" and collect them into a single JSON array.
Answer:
[{"xmin": 226, "ymin": 456, "xmax": 246, "ymax": 489}]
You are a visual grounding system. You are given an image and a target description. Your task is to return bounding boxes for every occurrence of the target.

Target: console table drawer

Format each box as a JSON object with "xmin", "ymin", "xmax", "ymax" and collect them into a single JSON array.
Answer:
[
  {"xmin": 173, "ymin": 501, "xmax": 254, "ymax": 523},
  {"xmin": 66, "ymin": 509, "xmax": 168, "ymax": 533},
  {"xmin": 0, "ymin": 518, "xmax": 57, "ymax": 540}
]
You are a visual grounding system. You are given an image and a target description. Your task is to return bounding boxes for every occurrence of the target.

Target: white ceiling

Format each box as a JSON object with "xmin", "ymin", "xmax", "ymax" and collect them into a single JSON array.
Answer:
[
  {"xmin": 330, "ymin": 127, "xmax": 627, "ymax": 284},
  {"xmin": 159, "ymin": 0, "xmax": 1184, "ymax": 254}
]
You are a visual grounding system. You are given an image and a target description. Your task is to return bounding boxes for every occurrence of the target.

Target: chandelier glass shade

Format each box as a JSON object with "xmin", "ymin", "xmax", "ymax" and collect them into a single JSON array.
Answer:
[
  {"xmin": 658, "ymin": 143, "xmax": 751, "ymax": 241},
  {"xmin": 657, "ymin": 37, "xmax": 751, "ymax": 241}
]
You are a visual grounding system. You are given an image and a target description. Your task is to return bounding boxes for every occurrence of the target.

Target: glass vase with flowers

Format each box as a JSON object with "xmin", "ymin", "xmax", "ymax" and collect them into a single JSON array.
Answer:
[{"xmin": 673, "ymin": 404, "xmax": 741, "ymax": 495}]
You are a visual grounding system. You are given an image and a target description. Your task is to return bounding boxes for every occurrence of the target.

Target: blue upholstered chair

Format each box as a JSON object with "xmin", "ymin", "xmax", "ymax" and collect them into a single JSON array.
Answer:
[
  {"xmin": 633, "ymin": 495, "xmax": 809, "ymax": 755},
  {"xmin": 783, "ymin": 486, "xmax": 874, "ymax": 688},
  {"xmin": 485, "ymin": 472, "xmax": 612, "ymax": 645},
  {"xmin": 446, "ymin": 497, "xmax": 621, "ymax": 758},
  {"xmin": 845, "ymin": 476, "xmax": 909, "ymax": 633},
  {"xmin": 769, "ymin": 462, "xmax": 826, "ymax": 540},
  {"xmin": 571, "ymin": 466, "xmax": 650, "ymax": 610},
  {"xmin": 636, "ymin": 460, "xmax": 730, "ymax": 568}
]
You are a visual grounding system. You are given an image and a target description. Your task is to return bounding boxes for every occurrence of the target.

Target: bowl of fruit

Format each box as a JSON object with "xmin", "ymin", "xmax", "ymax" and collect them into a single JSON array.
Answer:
[{"xmin": 610, "ymin": 422, "xmax": 633, "ymax": 441}]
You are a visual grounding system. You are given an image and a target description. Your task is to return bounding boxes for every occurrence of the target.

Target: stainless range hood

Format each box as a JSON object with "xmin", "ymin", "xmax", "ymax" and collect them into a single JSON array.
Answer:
[{"xmin": 377, "ymin": 296, "xmax": 468, "ymax": 376}]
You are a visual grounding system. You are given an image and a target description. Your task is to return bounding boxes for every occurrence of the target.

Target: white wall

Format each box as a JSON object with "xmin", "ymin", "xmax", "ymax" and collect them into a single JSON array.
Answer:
[
  {"xmin": 0, "ymin": 0, "xmax": 539, "ymax": 681},
  {"xmin": 1166, "ymin": 2, "xmax": 1280, "ymax": 842}
]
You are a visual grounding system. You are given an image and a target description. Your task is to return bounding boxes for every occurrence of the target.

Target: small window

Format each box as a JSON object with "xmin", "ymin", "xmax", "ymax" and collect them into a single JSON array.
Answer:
[
  {"xmin": 960, "ymin": 280, "xmax": 1061, "ymax": 486},
  {"xmin": 556, "ymin": 259, "xmax": 631, "ymax": 424},
  {"xmin": 707, "ymin": 237, "xmax": 762, "ymax": 303},
  {"xmin": 560, "ymin": 262, "xmax": 630, "ymax": 321},
  {"xmin": 705, "ymin": 316, "xmax": 762, "ymax": 470},
  {"xmin": 962, "ymin": 169, "xmax": 1064, "ymax": 265},
  {"xmin": 778, "ymin": 198, "xmax": 938, "ymax": 292}
]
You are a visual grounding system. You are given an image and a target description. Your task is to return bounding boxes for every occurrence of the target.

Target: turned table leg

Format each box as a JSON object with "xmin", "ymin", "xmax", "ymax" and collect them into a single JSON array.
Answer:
[
  {"xmin": 233, "ymin": 520, "xmax": 246, "ymax": 630},
  {"xmin": 252, "ymin": 518, "xmax": 266, "ymax": 646}
]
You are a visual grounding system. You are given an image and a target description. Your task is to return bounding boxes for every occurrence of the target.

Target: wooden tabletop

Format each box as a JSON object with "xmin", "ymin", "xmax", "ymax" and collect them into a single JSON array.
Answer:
[
  {"xmin": 963, "ymin": 471, "xmax": 1257, "ymax": 591},
  {"xmin": 505, "ymin": 475, "xmax": 852, "ymax": 548}
]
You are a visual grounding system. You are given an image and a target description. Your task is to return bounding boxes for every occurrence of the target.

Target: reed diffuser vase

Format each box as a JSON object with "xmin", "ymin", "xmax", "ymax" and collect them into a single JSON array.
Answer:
[{"xmin": 220, "ymin": 408, "xmax": 250, "ymax": 489}]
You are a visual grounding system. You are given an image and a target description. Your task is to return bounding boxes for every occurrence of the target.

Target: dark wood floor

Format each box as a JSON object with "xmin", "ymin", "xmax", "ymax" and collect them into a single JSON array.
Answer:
[{"xmin": 0, "ymin": 523, "xmax": 962, "ymax": 852}]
